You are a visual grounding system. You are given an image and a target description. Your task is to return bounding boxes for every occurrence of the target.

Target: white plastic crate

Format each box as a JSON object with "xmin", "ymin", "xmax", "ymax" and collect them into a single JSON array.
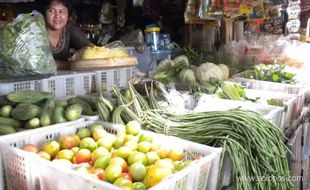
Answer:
[
  {"xmin": 0, "ymin": 119, "xmax": 85, "ymax": 190},
  {"xmin": 245, "ymin": 89, "xmax": 299, "ymax": 129},
  {"xmin": 230, "ymin": 76, "xmax": 305, "ymax": 121},
  {"xmin": 169, "ymin": 94, "xmax": 284, "ymax": 129},
  {"xmin": 41, "ymin": 71, "xmax": 96, "ymax": 97},
  {"xmin": 95, "ymin": 66, "xmax": 135, "ymax": 93},
  {"xmin": 0, "ymin": 79, "xmax": 44, "ymax": 96},
  {"xmin": 0, "ymin": 120, "xmax": 222, "ymax": 190}
]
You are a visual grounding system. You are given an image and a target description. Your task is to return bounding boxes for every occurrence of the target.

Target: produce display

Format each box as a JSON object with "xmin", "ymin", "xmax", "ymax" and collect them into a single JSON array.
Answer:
[
  {"xmin": 0, "ymin": 91, "xmax": 97, "ymax": 135},
  {"xmin": 240, "ymin": 64, "xmax": 296, "ymax": 84},
  {"xmin": 22, "ymin": 121, "xmax": 198, "ymax": 189},
  {"xmin": 94, "ymin": 81, "xmax": 292, "ymax": 190},
  {"xmin": 154, "ymin": 55, "xmax": 229, "ymax": 86}
]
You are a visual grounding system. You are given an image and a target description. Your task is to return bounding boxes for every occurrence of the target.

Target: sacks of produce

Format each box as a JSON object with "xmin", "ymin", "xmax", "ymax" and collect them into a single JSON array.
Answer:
[{"xmin": 0, "ymin": 11, "xmax": 56, "ymax": 78}]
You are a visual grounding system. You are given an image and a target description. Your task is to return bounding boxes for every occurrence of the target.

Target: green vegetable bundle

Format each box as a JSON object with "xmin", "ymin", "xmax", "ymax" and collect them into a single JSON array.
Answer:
[
  {"xmin": 142, "ymin": 109, "xmax": 293, "ymax": 190},
  {"xmin": 241, "ymin": 64, "xmax": 296, "ymax": 84},
  {"xmin": 0, "ymin": 11, "xmax": 56, "ymax": 78}
]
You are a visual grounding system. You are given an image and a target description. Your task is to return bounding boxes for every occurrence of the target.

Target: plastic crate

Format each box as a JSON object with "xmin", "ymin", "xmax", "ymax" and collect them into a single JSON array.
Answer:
[
  {"xmin": 94, "ymin": 67, "xmax": 135, "ymax": 92},
  {"xmin": 0, "ymin": 79, "xmax": 44, "ymax": 96},
  {"xmin": 0, "ymin": 120, "xmax": 222, "ymax": 190},
  {"xmin": 0, "ymin": 119, "xmax": 85, "ymax": 190},
  {"xmin": 245, "ymin": 89, "xmax": 299, "ymax": 129},
  {"xmin": 175, "ymin": 94, "xmax": 284, "ymax": 129},
  {"xmin": 41, "ymin": 71, "xmax": 96, "ymax": 97},
  {"xmin": 230, "ymin": 76, "xmax": 305, "ymax": 121}
]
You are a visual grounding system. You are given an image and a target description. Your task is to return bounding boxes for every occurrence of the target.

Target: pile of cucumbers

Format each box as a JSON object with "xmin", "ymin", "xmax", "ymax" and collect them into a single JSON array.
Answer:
[{"xmin": 0, "ymin": 91, "xmax": 97, "ymax": 135}]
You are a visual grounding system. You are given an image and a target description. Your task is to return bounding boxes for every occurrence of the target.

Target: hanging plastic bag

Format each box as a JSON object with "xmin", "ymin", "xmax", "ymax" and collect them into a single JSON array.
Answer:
[{"xmin": 0, "ymin": 11, "xmax": 56, "ymax": 78}]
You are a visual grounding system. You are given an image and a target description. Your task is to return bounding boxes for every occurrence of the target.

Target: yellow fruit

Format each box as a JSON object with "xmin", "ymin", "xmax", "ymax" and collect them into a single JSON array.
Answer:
[
  {"xmin": 168, "ymin": 148, "xmax": 183, "ymax": 161},
  {"xmin": 143, "ymin": 165, "xmax": 172, "ymax": 187},
  {"xmin": 42, "ymin": 140, "xmax": 60, "ymax": 158}
]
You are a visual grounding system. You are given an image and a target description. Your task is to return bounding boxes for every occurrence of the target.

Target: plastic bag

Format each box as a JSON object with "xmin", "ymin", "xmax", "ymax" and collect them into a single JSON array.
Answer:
[
  {"xmin": 0, "ymin": 11, "xmax": 56, "ymax": 78},
  {"xmin": 119, "ymin": 29, "xmax": 146, "ymax": 53}
]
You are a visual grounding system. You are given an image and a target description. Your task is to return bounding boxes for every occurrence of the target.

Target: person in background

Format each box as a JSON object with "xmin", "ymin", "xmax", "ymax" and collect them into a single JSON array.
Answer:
[{"xmin": 40, "ymin": 0, "xmax": 94, "ymax": 68}]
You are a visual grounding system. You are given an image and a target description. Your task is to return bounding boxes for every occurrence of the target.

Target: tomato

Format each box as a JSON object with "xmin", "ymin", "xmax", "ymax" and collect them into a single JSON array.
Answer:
[
  {"xmin": 23, "ymin": 144, "xmax": 38, "ymax": 153},
  {"xmin": 58, "ymin": 135, "xmax": 77, "ymax": 149},
  {"xmin": 55, "ymin": 149, "xmax": 74, "ymax": 161},
  {"xmin": 91, "ymin": 168, "xmax": 104, "ymax": 180},
  {"xmin": 125, "ymin": 134, "xmax": 139, "ymax": 143},
  {"xmin": 155, "ymin": 147, "xmax": 169, "ymax": 159},
  {"xmin": 79, "ymin": 137, "xmax": 97, "ymax": 152},
  {"xmin": 90, "ymin": 123, "xmax": 104, "ymax": 134},
  {"xmin": 37, "ymin": 151, "xmax": 51, "ymax": 161},
  {"xmin": 121, "ymin": 172, "xmax": 133, "ymax": 182},
  {"xmin": 91, "ymin": 147, "xmax": 110, "ymax": 162},
  {"xmin": 114, "ymin": 135, "xmax": 125, "ymax": 149},
  {"xmin": 138, "ymin": 134, "xmax": 153, "ymax": 143},
  {"xmin": 42, "ymin": 140, "xmax": 60, "ymax": 158},
  {"xmin": 93, "ymin": 154, "xmax": 111, "ymax": 169},
  {"xmin": 77, "ymin": 128, "xmax": 91, "ymax": 139},
  {"xmin": 129, "ymin": 162, "xmax": 147, "ymax": 182},
  {"xmin": 92, "ymin": 128, "xmax": 108, "ymax": 141},
  {"xmin": 124, "ymin": 140, "xmax": 138, "ymax": 151},
  {"xmin": 137, "ymin": 141, "xmax": 152, "ymax": 153},
  {"xmin": 143, "ymin": 165, "xmax": 172, "ymax": 187},
  {"xmin": 155, "ymin": 159, "xmax": 175, "ymax": 172},
  {"xmin": 168, "ymin": 148, "xmax": 183, "ymax": 161},
  {"xmin": 75, "ymin": 148, "xmax": 91, "ymax": 164},
  {"xmin": 104, "ymin": 164, "xmax": 122, "ymax": 183},
  {"xmin": 127, "ymin": 152, "xmax": 147, "ymax": 166},
  {"xmin": 70, "ymin": 134, "xmax": 81, "ymax": 147},
  {"xmin": 133, "ymin": 182, "xmax": 147, "ymax": 190},
  {"xmin": 97, "ymin": 137, "xmax": 113, "ymax": 151},
  {"xmin": 125, "ymin": 120, "xmax": 141, "ymax": 136},
  {"xmin": 109, "ymin": 157, "xmax": 128, "ymax": 173},
  {"xmin": 146, "ymin": 151, "xmax": 160, "ymax": 165},
  {"xmin": 115, "ymin": 146, "xmax": 133, "ymax": 160}
]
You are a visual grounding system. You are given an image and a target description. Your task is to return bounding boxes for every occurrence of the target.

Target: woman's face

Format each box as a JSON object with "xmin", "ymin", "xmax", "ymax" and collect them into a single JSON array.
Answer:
[{"xmin": 45, "ymin": 1, "xmax": 69, "ymax": 31}]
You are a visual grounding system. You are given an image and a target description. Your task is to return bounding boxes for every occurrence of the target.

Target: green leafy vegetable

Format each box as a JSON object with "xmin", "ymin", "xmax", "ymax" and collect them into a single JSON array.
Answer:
[{"xmin": 0, "ymin": 11, "xmax": 56, "ymax": 78}]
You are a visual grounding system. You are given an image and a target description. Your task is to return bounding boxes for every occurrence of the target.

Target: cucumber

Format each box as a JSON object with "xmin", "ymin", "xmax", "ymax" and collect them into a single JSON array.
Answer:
[
  {"xmin": 7, "ymin": 90, "xmax": 53, "ymax": 104},
  {"xmin": 55, "ymin": 100, "xmax": 68, "ymax": 108},
  {"xmin": 52, "ymin": 105, "xmax": 67, "ymax": 124},
  {"xmin": 68, "ymin": 97, "xmax": 94, "ymax": 116},
  {"xmin": 0, "ymin": 95, "xmax": 17, "ymax": 107},
  {"xmin": 0, "ymin": 105, "xmax": 13, "ymax": 117},
  {"xmin": 0, "ymin": 125, "xmax": 16, "ymax": 135},
  {"xmin": 25, "ymin": 117, "xmax": 40, "ymax": 129},
  {"xmin": 0, "ymin": 117, "xmax": 21, "ymax": 128},
  {"xmin": 11, "ymin": 104, "xmax": 40, "ymax": 121},
  {"xmin": 40, "ymin": 99, "xmax": 55, "ymax": 126},
  {"xmin": 64, "ymin": 104, "xmax": 83, "ymax": 121}
]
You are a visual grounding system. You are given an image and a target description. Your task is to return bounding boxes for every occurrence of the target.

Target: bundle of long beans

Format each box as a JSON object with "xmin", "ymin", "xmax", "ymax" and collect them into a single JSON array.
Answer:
[{"xmin": 142, "ymin": 109, "xmax": 293, "ymax": 190}]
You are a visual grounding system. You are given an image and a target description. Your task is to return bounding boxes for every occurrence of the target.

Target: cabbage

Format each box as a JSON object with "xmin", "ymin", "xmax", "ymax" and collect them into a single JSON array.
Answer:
[
  {"xmin": 218, "ymin": 64, "xmax": 229, "ymax": 80},
  {"xmin": 195, "ymin": 62, "xmax": 223, "ymax": 85},
  {"xmin": 156, "ymin": 59, "xmax": 174, "ymax": 72},
  {"xmin": 178, "ymin": 68, "xmax": 196, "ymax": 84}
]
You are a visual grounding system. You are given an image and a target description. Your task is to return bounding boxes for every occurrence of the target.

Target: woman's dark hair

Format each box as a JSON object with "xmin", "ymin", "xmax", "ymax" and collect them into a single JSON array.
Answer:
[{"xmin": 39, "ymin": 0, "xmax": 72, "ymax": 16}]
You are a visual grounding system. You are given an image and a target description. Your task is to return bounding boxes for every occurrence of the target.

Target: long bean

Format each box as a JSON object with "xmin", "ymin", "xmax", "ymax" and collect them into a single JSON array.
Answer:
[{"xmin": 142, "ymin": 109, "xmax": 293, "ymax": 190}]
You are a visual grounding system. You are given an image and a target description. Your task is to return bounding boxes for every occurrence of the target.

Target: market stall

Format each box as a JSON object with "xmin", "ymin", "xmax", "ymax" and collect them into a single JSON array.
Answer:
[{"xmin": 0, "ymin": 0, "xmax": 310, "ymax": 190}]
